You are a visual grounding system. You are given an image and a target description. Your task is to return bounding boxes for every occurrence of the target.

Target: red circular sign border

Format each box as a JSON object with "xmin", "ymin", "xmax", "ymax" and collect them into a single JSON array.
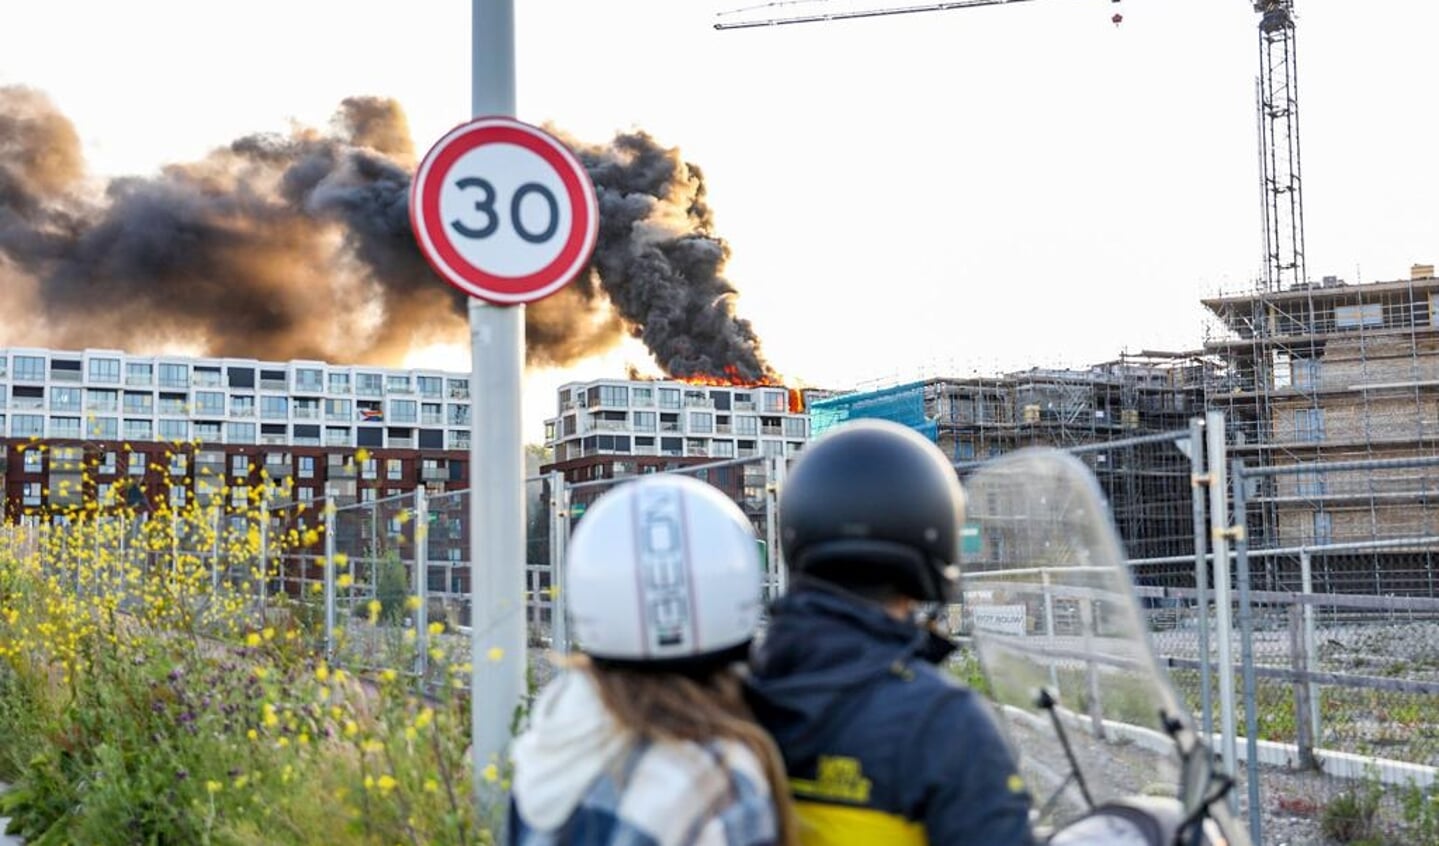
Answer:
[{"xmin": 410, "ymin": 117, "xmax": 597, "ymax": 305}]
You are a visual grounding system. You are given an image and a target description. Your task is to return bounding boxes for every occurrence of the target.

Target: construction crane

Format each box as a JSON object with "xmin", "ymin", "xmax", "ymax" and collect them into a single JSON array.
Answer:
[{"xmin": 716, "ymin": 0, "xmax": 1307, "ymax": 293}]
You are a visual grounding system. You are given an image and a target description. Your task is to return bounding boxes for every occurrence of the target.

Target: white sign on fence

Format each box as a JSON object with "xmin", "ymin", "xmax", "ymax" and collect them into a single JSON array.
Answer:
[{"xmin": 972, "ymin": 604, "xmax": 1028, "ymax": 636}]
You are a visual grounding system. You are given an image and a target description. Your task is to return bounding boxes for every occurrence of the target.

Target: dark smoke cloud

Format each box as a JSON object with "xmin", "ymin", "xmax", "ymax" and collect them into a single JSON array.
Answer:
[{"xmin": 0, "ymin": 86, "xmax": 775, "ymax": 381}]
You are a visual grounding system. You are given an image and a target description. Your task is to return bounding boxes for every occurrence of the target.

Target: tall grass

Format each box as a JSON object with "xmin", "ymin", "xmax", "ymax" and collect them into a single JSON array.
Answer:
[{"xmin": 0, "ymin": 444, "xmax": 491, "ymax": 845}]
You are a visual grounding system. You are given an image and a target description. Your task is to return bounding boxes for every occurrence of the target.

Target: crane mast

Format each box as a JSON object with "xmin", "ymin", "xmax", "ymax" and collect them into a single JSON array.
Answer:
[{"xmin": 1254, "ymin": 1, "xmax": 1305, "ymax": 292}]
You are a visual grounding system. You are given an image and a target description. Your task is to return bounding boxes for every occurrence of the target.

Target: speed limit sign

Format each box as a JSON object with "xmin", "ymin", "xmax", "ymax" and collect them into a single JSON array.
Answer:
[{"xmin": 410, "ymin": 116, "xmax": 599, "ymax": 305}]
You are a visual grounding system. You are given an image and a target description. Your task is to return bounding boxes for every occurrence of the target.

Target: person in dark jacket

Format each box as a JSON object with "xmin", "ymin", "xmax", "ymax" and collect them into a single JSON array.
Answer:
[{"xmin": 747, "ymin": 419, "xmax": 1036, "ymax": 846}]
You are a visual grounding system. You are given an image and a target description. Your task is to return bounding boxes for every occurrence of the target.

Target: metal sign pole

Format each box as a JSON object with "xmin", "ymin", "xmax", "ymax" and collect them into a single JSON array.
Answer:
[{"xmin": 469, "ymin": 0, "xmax": 525, "ymax": 815}]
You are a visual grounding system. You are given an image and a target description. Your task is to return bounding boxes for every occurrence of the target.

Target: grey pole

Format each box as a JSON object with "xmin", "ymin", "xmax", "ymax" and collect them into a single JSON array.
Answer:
[
  {"xmin": 1189, "ymin": 417, "xmax": 1213, "ymax": 742},
  {"xmin": 324, "ymin": 487, "xmax": 337, "ymax": 660},
  {"xmin": 1299, "ymin": 549, "xmax": 1320, "ymax": 744},
  {"xmin": 1204, "ymin": 410, "xmax": 1239, "ymax": 802},
  {"xmin": 764, "ymin": 456, "xmax": 781, "ymax": 600},
  {"xmin": 548, "ymin": 471, "xmax": 569, "ymax": 653},
  {"xmin": 415, "ymin": 485, "xmax": 430, "ymax": 679},
  {"xmin": 1230, "ymin": 457, "xmax": 1263, "ymax": 846},
  {"xmin": 470, "ymin": 0, "xmax": 526, "ymax": 814}
]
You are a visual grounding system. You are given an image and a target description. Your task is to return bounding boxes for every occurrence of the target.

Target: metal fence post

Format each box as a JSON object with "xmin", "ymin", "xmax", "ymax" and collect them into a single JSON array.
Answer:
[
  {"xmin": 773, "ymin": 455, "xmax": 788, "ymax": 597},
  {"xmin": 1287, "ymin": 601, "xmax": 1316, "ymax": 769},
  {"xmin": 1041, "ymin": 569, "xmax": 1060, "ymax": 694},
  {"xmin": 258, "ymin": 493, "xmax": 270, "ymax": 624},
  {"xmin": 324, "ymin": 487, "xmax": 337, "ymax": 660},
  {"xmin": 548, "ymin": 472, "xmax": 569, "ymax": 653},
  {"xmin": 212, "ymin": 504, "xmax": 222, "ymax": 593},
  {"xmin": 1204, "ymin": 410, "xmax": 1239, "ymax": 798},
  {"xmin": 1299, "ymin": 549, "xmax": 1321, "ymax": 747},
  {"xmin": 1079, "ymin": 595, "xmax": 1106, "ymax": 740},
  {"xmin": 1230, "ymin": 456, "xmax": 1262, "ymax": 846},
  {"xmin": 415, "ymin": 485, "xmax": 429, "ymax": 680},
  {"xmin": 1189, "ymin": 416, "xmax": 1214, "ymax": 742}
]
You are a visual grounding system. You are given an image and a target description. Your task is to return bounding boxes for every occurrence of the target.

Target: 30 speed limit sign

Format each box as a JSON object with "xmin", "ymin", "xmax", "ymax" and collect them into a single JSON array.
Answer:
[{"xmin": 410, "ymin": 117, "xmax": 599, "ymax": 305}]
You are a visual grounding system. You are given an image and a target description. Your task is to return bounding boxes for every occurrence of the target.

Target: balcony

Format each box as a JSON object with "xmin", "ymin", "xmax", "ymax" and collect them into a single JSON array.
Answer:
[
  {"xmin": 390, "ymin": 437, "xmax": 416, "ymax": 449},
  {"xmin": 293, "ymin": 407, "xmax": 320, "ymax": 420},
  {"xmin": 592, "ymin": 419, "xmax": 630, "ymax": 432},
  {"xmin": 422, "ymin": 468, "xmax": 448, "ymax": 482}
]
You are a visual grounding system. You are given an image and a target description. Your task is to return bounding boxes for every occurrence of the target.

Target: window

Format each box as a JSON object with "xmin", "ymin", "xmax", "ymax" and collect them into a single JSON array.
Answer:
[
  {"xmin": 160, "ymin": 364, "xmax": 189, "ymax": 389},
  {"xmin": 193, "ymin": 366, "xmax": 222, "ymax": 387},
  {"xmin": 228, "ymin": 422, "xmax": 256, "ymax": 443},
  {"xmin": 297, "ymin": 487, "xmax": 315, "ymax": 504},
  {"xmin": 712, "ymin": 440, "xmax": 735, "ymax": 458},
  {"xmin": 194, "ymin": 421, "xmax": 222, "ymax": 442},
  {"xmin": 421, "ymin": 402, "xmax": 443, "ymax": 424},
  {"xmin": 293, "ymin": 397, "xmax": 320, "ymax": 419},
  {"xmin": 232, "ymin": 486, "xmax": 249, "ymax": 507},
  {"xmin": 448, "ymin": 378, "xmax": 469, "ymax": 399},
  {"xmin": 325, "ymin": 398, "xmax": 351, "ymax": 421},
  {"xmin": 298, "ymin": 456, "xmax": 315, "ymax": 478},
  {"xmin": 23, "ymin": 451, "xmax": 43, "ymax": 473},
  {"xmin": 22, "ymin": 482, "xmax": 42, "ymax": 507},
  {"xmin": 14, "ymin": 355, "xmax": 46, "ymax": 381},
  {"xmin": 448, "ymin": 404, "xmax": 470, "ymax": 425},
  {"xmin": 390, "ymin": 399, "xmax": 417, "ymax": 423},
  {"xmin": 125, "ymin": 362, "xmax": 153, "ymax": 386},
  {"xmin": 294, "ymin": 368, "xmax": 324, "ymax": 393},
  {"xmin": 1313, "ymin": 511, "xmax": 1333, "ymax": 545},
  {"xmin": 232, "ymin": 454, "xmax": 250, "ymax": 477},
  {"xmin": 450, "ymin": 429, "xmax": 469, "ymax": 449},
  {"xmin": 11, "ymin": 414, "xmax": 43, "ymax": 437},
  {"xmin": 169, "ymin": 453, "xmax": 188, "ymax": 476},
  {"xmin": 50, "ymin": 387, "xmax": 81, "ymax": 411},
  {"xmin": 89, "ymin": 417, "xmax": 119, "ymax": 439},
  {"xmin": 157, "ymin": 393, "xmax": 188, "ymax": 415},
  {"xmin": 123, "ymin": 391, "xmax": 153, "ymax": 415},
  {"xmin": 735, "ymin": 416, "xmax": 758, "ymax": 436},
  {"xmin": 194, "ymin": 391, "xmax": 225, "ymax": 415},
  {"xmin": 417, "ymin": 376, "xmax": 443, "ymax": 397},
  {"xmin": 762, "ymin": 390, "xmax": 787, "ymax": 413},
  {"xmin": 783, "ymin": 417, "xmax": 807, "ymax": 438},
  {"xmin": 158, "ymin": 419, "xmax": 189, "ymax": 441},
  {"xmin": 1335, "ymin": 303, "xmax": 1383, "ymax": 329},
  {"xmin": 87, "ymin": 389, "xmax": 118, "ymax": 412},
  {"xmin": 689, "ymin": 412, "xmax": 713, "ymax": 433},
  {"xmin": 633, "ymin": 411, "xmax": 656, "ymax": 432},
  {"xmin": 356, "ymin": 373, "xmax": 384, "ymax": 396},
  {"xmin": 633, "ymin": 386, "xmax": 653, "ymax": 406},
  {"xmin": 361, "ymin": 458, "xmax": 378, "ymax": 480},
  {"xmin": 1295, "ymin": 408, "xmax": 1324, "ymax": 442},
  {"xmin": 762, "ymin": 439, "xmax": 784, "ymax": 458},
  {"xmin": 1293, "ymin": 358, "xmax": 1320, "ymax": 389},
  {"xmin": 87, "ymin": 357, "xmax": 120, "ymax": 384},
  {"xmin": 261, "ymin": 395, "xmax": 289, "ymax": 419},
  {"xmin": 386, "ymin": 375, "xmax": 412, "ymax": 394},
  {"xmin": 361, "ymin": 488, "xmax": 378, "ymax": 503},
  {"xmin": 587, "ymin": 385, "xmax": 629, "ymax": 408},
  {"xmin": 325, "ymin": 427, "xmax": 351, "ymax": 447},
  {"xmin": 128, "ymin": 453, "xmax": 148, "ymax": 476},
  {"xmin": 124, "ymin": 419, "xmax": 153, "ymax": 441},
  {"xmin": 169, "ymin": 486, "xmax": 187, "ymax": 508},
  {"xmin": 658, "ymin": 388, "xmax": 681, "ymax": 409},
  {"xmin": 51, "ymin": 417, "xmax": 81, "ymax": 439},
  {"xmin": 98, "ymin": 452, "xmax": 118, "ymax": 475},
  {"xmin": 386, "ymin": 458, "xmax": 403, "ymax": 480},
  {"xmin": 328, "ymin": 372, "xmax": 351, "ymax": 394},
  {"xmin": 0, "ymin": 356, "xmax": 6, "ymax": 378},
  {"xmin": 231, "ymin": 395, "xmax": 255, "ymax": 417}
]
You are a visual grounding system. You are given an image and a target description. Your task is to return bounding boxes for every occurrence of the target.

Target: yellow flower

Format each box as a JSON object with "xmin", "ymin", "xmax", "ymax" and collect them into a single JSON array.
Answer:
[
  {"xmin": 261, "ymin": 626, "xmax": 275, "ymax": 642},
  {"xmin": 206, "ymin": 780, "xmax": 223, "ymax": 794},
  {"xmin": 405, "ymin": 595, "xmax": 422, "ymax": 611},
  {"xmin": 487, "ymin": 646, "xmax": 504, "ymax": 663},
  {"xmin": 344, "ymin": 720, "xmax": 359, "ymax": 738},
  {"xmin": 380, "ymin": 668, "xmax": 398, "ymax": 683},
  {"xmin": 337, "ymin": 574, "xmax": 353, "ymax": 589},
  {"xmin": 247, "ymin": 729, "xmax": 259, "ymax": 741},
  {"xmin": 427, "ymin": 621, "xmax": 445, "ymax": 636},
  {"xmin": 482, "ymin": 764, "xmax": 500, "ymax": 783},
  {"xmin": 315, "ymin": 663, "xmax": 330, "ymax": 683},
  {"xmin": 245, "ymin": 632, "xmax": 262, "ymax": 648},
  {"xmin": 415, "ymin": 707, "xmax": 434, "ymax": 730},
  {"xmin": 367, "ymin": 599, "xmax": 381, "ymax": 623},
  {"xmin": 377, "ymin": 774, "xmax": 397, "ymax": 794},
  {"xmin": 310, "ymin": 582, "xmax": 324, "ymax": 594},
  {"xmin": 423, "ymin": 778, "xmax": 439, "ymax": 794}
]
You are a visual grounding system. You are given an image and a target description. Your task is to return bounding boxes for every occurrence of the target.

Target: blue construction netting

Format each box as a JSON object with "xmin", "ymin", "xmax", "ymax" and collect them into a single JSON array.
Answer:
[{"xmin": 809, "ymin": 381, "xmax": 938, "ymax": 441}]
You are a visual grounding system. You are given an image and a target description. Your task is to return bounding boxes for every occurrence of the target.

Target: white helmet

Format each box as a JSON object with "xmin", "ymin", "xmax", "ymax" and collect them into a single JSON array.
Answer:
[{"xmin": 567, "ymin": 474, "xmax": 764, "ymax": 666}]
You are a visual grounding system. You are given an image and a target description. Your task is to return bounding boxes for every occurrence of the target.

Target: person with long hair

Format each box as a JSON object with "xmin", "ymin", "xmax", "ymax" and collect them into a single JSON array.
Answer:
[{"xmin": 508, "ymin": 474, "xmax": 798, "ymax": 846}]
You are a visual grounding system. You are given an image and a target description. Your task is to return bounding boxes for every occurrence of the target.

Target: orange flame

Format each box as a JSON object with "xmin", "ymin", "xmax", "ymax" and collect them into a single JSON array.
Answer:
[{"xmin": 672, "ymin": 365, "xmax": 807, "ymax": 414}]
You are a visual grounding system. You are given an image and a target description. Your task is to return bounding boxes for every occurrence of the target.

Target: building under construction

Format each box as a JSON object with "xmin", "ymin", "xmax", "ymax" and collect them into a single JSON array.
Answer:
[
  {"xmin": 1203, "ymin": 264, "xmax": 1439, "ymax": 595},
  {"xmin": 810, "ymin": 353, "xmax": 1216, "ymax": 565},
  {"xmin": 810, "ymin": 265, "xmax": 1439, "ymax": 596}
]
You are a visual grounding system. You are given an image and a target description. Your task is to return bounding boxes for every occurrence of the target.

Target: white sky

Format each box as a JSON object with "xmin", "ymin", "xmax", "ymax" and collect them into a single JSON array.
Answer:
[{"xmin": 2, "ymin": 0, "xmax": 1436, "ymax": 441}]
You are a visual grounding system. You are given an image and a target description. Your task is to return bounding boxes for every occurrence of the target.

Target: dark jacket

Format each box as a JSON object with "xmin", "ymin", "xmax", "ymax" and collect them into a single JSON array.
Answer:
[{"xmin": 746, "ymin": 585, "xmax": 1035, "ymax": 846}]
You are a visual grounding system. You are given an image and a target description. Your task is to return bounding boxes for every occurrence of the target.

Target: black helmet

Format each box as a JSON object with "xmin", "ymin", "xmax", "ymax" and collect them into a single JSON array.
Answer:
[{"xmin": 780, "ymin": 418, "xmax": 966, "ymax": 602}]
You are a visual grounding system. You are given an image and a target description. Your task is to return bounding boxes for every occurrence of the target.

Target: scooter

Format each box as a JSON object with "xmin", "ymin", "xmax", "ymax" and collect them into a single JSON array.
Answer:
[{"xmin": 960, "ymin": 448, "xmax": 1250, "ymax": 846}]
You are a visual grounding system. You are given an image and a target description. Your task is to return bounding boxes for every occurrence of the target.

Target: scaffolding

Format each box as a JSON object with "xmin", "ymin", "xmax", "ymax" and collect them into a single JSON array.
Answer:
[{"xmin": 1203, "ymin": 267, "xmax": 1439, "ymax": 594}]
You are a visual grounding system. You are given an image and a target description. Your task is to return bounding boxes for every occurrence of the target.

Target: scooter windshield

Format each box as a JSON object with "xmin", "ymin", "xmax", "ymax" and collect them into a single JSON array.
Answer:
[{"xmin": 959, "ymin": 448, "xmax": 1201, "ymax": 833}]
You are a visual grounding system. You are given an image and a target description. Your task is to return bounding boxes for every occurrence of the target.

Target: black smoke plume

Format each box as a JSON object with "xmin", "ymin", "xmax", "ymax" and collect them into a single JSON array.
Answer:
[{"xmin": 0, "ymin": 86, "xmax": 775, "ymax": 381}]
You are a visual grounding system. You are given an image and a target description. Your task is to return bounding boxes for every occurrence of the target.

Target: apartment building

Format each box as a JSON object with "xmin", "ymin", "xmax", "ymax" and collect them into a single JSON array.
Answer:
[
  {"xmin": 0, "ymin": 347, "xmax": 473, "ymax": 518},
  {"xmin": 541, "ymin": 378, "xmax": 822, "ymax": 519}
]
